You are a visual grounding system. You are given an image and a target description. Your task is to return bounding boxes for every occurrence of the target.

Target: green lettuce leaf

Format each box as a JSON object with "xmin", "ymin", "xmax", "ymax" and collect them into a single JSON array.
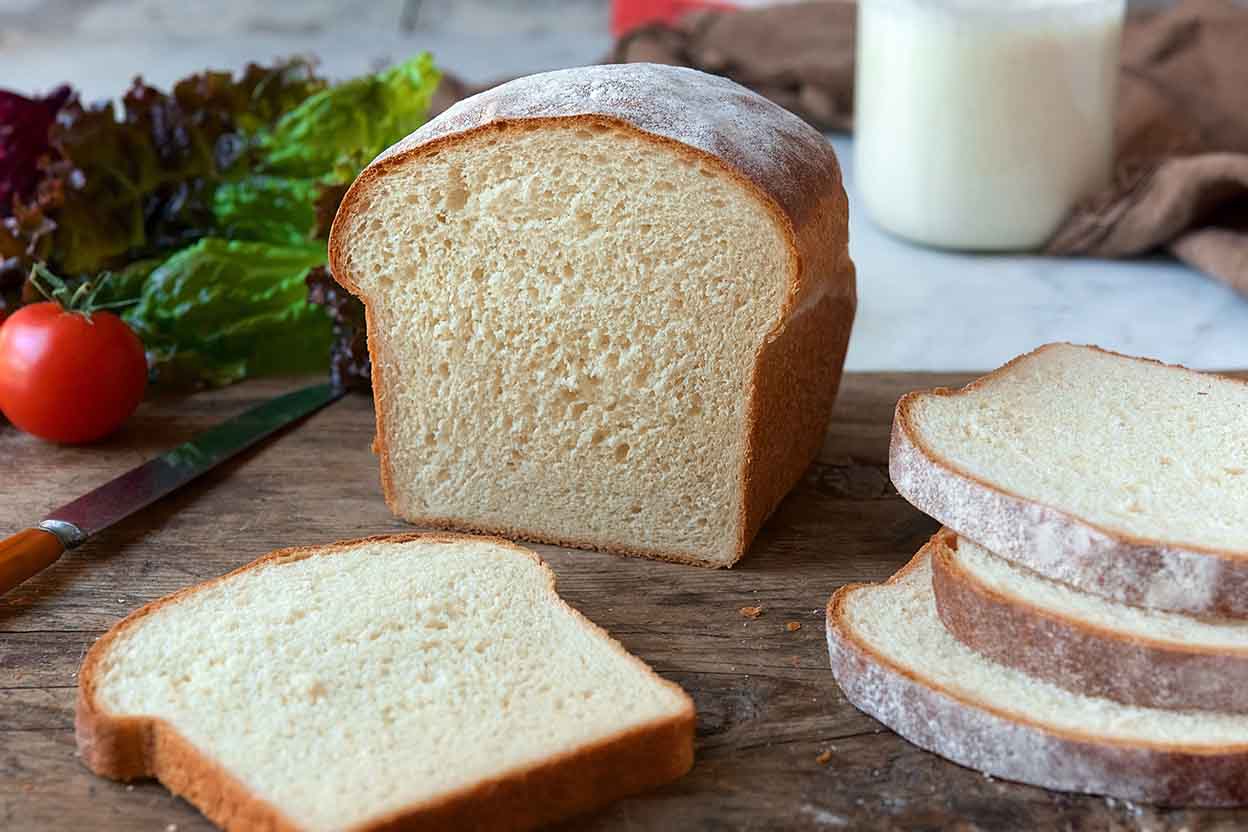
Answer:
[
  {"xmin": 6, "ymin": 53, "xmax": 439, "ymax": 387},
  {"xmin": 211, "ymin": 175, "xmax": 321, "ymax": 246},
  {"xmin": 171, "ymin": 59, "xmax": 326, "ymax": 137},
  {"xmin": 92, "ymin": 256, "xmax": 164, "ymax": 307},
  {"xmin": 20, "ymin": 59, "xmax": 326, "ymax": 277},
  {"xmin": 125, "ymin": 238, "xmax": 331, "ymax": 387},
  {"xmin": 261, "ymin": 53, "xmax": 440, "ymax": 182}
]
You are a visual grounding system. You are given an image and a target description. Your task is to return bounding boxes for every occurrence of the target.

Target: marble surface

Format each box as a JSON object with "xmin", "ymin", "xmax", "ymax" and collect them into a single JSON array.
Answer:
[
  {"xmin": 831, "ymin": 135, "xmax": 1248, "ymax": 372},
  {"xmin": 4, "ymin": 0, "xmax": 1246, "ymax": 372}
]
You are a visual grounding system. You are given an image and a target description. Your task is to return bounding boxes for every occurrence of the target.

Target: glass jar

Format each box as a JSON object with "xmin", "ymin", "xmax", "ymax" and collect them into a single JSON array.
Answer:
[{"xmin": 854, "ymin": 0, "xmax": 1126, "ymax": 251}]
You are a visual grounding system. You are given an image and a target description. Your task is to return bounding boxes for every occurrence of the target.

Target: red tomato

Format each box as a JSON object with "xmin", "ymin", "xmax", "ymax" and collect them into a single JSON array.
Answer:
[{"xmin": 0, "ymin": 302, "xmax": 147, "ymax": 443}]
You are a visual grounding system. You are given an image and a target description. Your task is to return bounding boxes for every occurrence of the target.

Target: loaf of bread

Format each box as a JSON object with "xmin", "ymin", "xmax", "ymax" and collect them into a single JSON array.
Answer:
[
  {"xmin": 328, "ymin": 63, "xmax": 856, "ymax": 567},
  {"xmin": 891, "ymin": 343, "xmax": 1248, "ymax": 616},
  {"xmin": 76, "ymin": 534, "xmax": 695, "ymax": 832},
  {"xmin": 826, "ymin": 535, "xmax": 1248, "ymax": 807},
  {"xmin": 931, "ymin": 531, "xmax": 1248, "ymax": 712}
]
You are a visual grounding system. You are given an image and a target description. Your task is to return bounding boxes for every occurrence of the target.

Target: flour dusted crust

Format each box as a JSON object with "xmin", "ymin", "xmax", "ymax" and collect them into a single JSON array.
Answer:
[
  {"xmin": 890, "ymin": 343, "xmax": 1248, "ymax": 616},
  {"xmin": 329, "ymin": 63, "xmax": 855, "ymax": 567},
  {"xmin": 374, "ymin": 63, "xmax": 841, "ymax": 234},
  {"xmin": 826, "ymin": 540, "xmax": 1248, "ymax": 807},
  {"xmin": 930, "ymin": 531, "xmax": 1248, "ymax": 713},
  {"xmin": 76, "ymin": 533, "xmax": 696, "ymax": 832}
]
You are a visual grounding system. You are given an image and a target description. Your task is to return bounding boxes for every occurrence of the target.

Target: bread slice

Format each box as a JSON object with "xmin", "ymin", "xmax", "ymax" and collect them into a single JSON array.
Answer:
[
  {"xmin": 76, "ymin": 534, "xmax": 695, "ymax": 832},
  {"xmin": 930, "ymin": 531, "xmax": 1248, "ymax": 712},
  {"xmin": 826, "ymin": 536, "xmax": 1248, "ymax": 806},
  {"xmin": 890, "ymin": 343, "xmax": 1248, "ymax": 617},
  {"xmin": 327, "ymin": 63, "xmax": 856, "ymax": 567}
]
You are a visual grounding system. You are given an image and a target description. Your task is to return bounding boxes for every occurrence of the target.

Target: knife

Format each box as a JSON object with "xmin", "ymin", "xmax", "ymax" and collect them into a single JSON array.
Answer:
[{"xmin": 0, "ymin": 382, "xmax": 345, "ymax": 596}]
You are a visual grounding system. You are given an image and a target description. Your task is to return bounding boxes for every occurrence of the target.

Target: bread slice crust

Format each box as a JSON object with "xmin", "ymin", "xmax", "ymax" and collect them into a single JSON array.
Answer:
[
  {"xmin": 826, "ymin": 536, "xmax": 1248, "ymax": 807},
  {"xmin": 328, "ymin": 65, "xmax": 856, "ymax": 567},
  {"xmin": 890, "ymin": 342, "xmax": 1248, "ymax": 616},
  {"xmin": 76, "ymin": 533, "xmax": 696, "ymax": 832},
  {"xmin": 930, "ymin": 530, "xmax": 1248, "ymax": 713}
]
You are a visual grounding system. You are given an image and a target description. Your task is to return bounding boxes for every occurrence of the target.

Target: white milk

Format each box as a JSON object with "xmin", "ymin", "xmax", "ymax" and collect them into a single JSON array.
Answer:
[{"xmin": 854, "ymin": 0, "xmax": 1125, "ymax": 251}]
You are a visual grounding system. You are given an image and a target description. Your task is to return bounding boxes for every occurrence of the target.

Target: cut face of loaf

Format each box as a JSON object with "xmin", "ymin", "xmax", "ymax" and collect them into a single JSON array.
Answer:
[
  {"xmin": 329, "ymin": 64, "xmax": 855, "ymax": 566},
  {"xmin": 76, "ymin": 534, "xmax": 695, "ymax": 832},
  {"xmin": 826, "ymin": 537, "xmax": 1248, "ymax": 807},
  {"xmin": 891, "ymin": 343, "xmax": 1248, "ymax": 615},
  {"xmin": 932, "ymin": 532, "xmax": 1248, "ymax": 713}
]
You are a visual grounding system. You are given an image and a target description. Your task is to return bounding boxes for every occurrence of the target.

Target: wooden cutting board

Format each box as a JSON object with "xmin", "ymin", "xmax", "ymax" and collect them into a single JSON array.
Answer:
[{"xmin": 2, "ymin": 372, "xmax": 1243, "ymax": 831}]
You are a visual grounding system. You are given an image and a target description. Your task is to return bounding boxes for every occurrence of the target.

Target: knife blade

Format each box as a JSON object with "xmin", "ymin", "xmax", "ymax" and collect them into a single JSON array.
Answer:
[{"xmin": 0, "ymin": 382, "xmax": 345, "ymax": 596}]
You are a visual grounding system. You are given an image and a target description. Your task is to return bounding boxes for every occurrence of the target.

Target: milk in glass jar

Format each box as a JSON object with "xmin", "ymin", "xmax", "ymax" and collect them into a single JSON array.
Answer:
[{"xmin": 854, "ymin": 0, "xmax": 1125, "ymax": 251}]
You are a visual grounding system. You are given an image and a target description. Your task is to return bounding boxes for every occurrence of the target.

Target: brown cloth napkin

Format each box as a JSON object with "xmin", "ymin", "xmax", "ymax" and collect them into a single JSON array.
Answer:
[
  {"xmin": 437, "ymin": 0, "xmax": 1248, "ymax": 289},
  {"xmin": 1046, "ymin": 0, "xmax": 1248, "ymax": 292}
]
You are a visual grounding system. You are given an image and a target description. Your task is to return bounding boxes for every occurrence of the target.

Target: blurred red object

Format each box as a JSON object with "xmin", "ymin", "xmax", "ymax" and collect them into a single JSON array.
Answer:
[{"xmin": 611, "ymin": 0, "xmax": 738, "ymax": 36}]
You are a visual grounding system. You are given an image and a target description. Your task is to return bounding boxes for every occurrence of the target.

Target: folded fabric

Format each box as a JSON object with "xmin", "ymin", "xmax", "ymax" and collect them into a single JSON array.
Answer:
[{"xmin": 1046, "ymin": 0, "xmax": 1248, "ymax": 293}]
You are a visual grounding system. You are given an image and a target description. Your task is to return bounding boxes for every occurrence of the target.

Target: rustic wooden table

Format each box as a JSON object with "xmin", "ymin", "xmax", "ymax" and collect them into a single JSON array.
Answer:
[{"xmin": 2, "ymin": 372, "xmax": 1244, "ymax": 831}]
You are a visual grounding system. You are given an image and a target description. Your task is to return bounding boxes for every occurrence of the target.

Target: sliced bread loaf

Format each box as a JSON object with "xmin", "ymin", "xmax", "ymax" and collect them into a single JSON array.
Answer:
[
  {"xmin": 931, "ymin": 531, "xmax": 1248, "ymax": 712},
  {"xmin": 826, "ymin": 535, "xmax": 1248, "ymax": 806},
  {"xmin": 76, "ymin": 534, "xmax": 695, "ymax": 832},
  {"xmin": 891, "ymin": 343, "xmax": 1248, "ymax": 616},
  {"xmin": 328, "ymin": 63, "xmax": 856, "ymax": 567}
]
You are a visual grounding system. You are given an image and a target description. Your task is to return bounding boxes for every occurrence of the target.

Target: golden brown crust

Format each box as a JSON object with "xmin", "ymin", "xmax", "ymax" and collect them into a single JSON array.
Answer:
[
  {"xmin": 890, "ymin": 342, "xmax": 1248, "ymax": 617},
  {"xmin": 828, "ymin": 535, "xmax": 1248, "ymax": 755},
  {"xmin": 929, "ymin": 531, "xmax": 1248, "ymax": 713},
  {"xmin": 368, "ymin": 511, "xmax": 728, "ymax": 569},
  {"xmin": 737, "ymin": 181, "xmax": 855, "ymax": 557},
  {"xmin": 327, "ymin": 79, "xmax": 855, "ymax": 568},
  {"xmin": 359, "ymin": 714, "xmax": 692, "ymax": 832},
  {"xmin": 825, "ymin": 535, "xmax": 1248, "ymax": 807},
  {"xmin": 371, "ymin": 65, "xmax": 841, "ymax": 234},
  {"xmin": 76, "ymin": 533, "xmax": 696, "ymax": 831},
  {"xmin": 896, "ymin": 343, "xmax": 1248, "ymax": 563}
]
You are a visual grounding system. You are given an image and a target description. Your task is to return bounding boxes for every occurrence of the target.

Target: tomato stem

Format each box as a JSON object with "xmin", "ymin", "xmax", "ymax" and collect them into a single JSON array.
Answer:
[{"xmin": 28, "ymin": 263, "xmax": 138, "ymax": 319}]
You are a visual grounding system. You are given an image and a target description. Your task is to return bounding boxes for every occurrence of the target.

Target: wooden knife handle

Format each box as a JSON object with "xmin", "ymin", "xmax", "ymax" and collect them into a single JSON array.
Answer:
[{"xmin": 0, "ymin": 528, "xmax": 66, "ymax": 596}]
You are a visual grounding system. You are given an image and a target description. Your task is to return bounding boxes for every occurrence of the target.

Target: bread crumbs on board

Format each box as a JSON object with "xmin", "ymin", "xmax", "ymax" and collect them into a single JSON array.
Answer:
[
  {"xmin": 816, "ymin": 750, "xmax": 833, "ymax": 765},
  {"xmin": 785, "ymin": 621, "xmax": 802, "ymax": 632},
  {"xmin": 740, "ymin": 605, "xmax": 764, "ymax": 619}
]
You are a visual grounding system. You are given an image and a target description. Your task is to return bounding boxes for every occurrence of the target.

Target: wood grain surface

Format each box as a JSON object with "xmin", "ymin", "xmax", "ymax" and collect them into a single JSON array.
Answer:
[{"xmin": 2, "ymin": 372, "xmax": 1245, "ymax": 832}]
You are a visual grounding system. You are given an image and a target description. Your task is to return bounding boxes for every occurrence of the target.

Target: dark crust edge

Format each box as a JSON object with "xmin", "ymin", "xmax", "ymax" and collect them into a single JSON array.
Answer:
[
  {"xmin": 889, "ymin": 342, "xmax": 1248, "ymax": 617},
  {"xmin": 825, "ymin": 535, "xmax": 1248, "ymax": 761},
  {"xmin": 327, "ymin": 112, "xmax": 855, "ymax": 568},
  {"xmin": 893, "ymin": 342, "xmax": 1248, "ymax": 564},
  {"xmin": 76, "ymin": 532, "xmax": 696, "ymax": 832},
  {"xmin": 825, "ymin": 538, "xmax": 1248, "ymax": 806},
  {"xmin": 930, "ymin": 530, "xmax": 1248, "ymax": 713}
]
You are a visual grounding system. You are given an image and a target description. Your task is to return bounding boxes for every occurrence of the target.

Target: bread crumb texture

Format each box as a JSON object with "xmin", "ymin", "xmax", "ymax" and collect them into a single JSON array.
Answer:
[
  {"xmin": 910, "ymin": 344, "xmax": 1248, "ymax": 551},
  {"xmin": 844, "ymin": 552, "xmax": 1248, "ymax": 745},
  {"xmin": 92, "ymin": 538, "xmax": 691, "ymax": 831},
  {"xmin": 338, "ymin": 117, "xmax": 788, "ymax": 565}
]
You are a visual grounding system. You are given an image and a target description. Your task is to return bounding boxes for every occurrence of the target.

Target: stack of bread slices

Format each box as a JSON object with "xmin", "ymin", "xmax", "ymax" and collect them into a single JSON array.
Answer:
[{"xmin": 826, "ymin": 343, "xmax": 1248, "ymax": 807}]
